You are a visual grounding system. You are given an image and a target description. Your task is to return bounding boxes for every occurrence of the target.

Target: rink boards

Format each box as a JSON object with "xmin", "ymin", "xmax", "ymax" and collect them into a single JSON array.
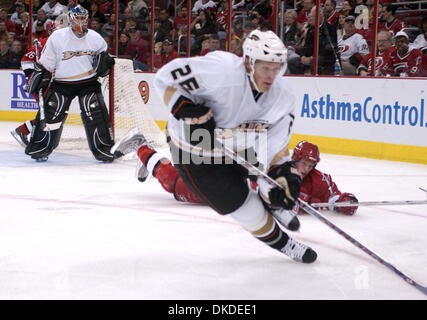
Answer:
[{"xmin": 0, "ymin": 69, "xmax": 426, "ymax": 164}]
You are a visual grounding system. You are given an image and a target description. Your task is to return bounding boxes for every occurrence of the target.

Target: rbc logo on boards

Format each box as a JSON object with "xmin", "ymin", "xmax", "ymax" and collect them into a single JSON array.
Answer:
[{"xmin": 10, "ymin": 72, "xmax": 38, "ymax": 110}]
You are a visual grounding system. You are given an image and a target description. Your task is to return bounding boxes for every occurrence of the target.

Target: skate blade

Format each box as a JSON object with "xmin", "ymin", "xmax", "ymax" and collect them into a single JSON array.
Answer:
[{"xmin": 10, "ymin": 130, "xmax": 27, "ymax": 148}]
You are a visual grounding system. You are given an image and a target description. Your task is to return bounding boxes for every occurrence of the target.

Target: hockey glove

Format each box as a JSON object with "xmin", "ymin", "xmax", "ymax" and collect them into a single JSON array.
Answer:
[
  {"xmin": 267, "ymin": 161, "xmax": 302, "ymax": 210},
  {"xmin": 237, "ymin": 148, "xmax": 263, "ymax": 192},
  {"xmin": 172, "ymin": 96, "xmax": 216, "ymax": 150},
  {"xmin": 335, "ymin": 192, "xmax": 358, "ymax": 215},
  {"xmin": 93, "ymin": 51, "xmax": 115, "ymax": 77},
  {"xmin": 23, "ymin": 68, "xmax": 34, "ymax": 78},
  {"xmin": 25, "ymin": 62, "xmax": 51, "ymax": 95}
]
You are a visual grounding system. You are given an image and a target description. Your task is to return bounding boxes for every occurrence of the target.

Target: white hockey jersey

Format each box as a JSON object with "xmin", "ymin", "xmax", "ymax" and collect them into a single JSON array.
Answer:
[
  {"xmin": 40, "ymin": 27, "xmax": 107, "ymax": 82},
  {"xmin": 154, "ymin": 51, "xmax": 296, "ymax": 168},
  {"xmin": 338, "ymin": 32, "xmax": 369, "ymax": 61},
  {"xmin": 192, "ymin": 0, "xmax": 217, "ymax": 13},
  {"xmin": 410, "ymin": 34, "xmax": 427, "ymax": 52}
]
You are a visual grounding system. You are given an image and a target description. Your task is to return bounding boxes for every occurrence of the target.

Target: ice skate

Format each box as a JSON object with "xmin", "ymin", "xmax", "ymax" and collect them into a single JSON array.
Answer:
[
  {"xmin": 11, "ymin": 128, "xmax": 29, "ymax": 148},
  {"xmin": 270, "ymin": 208, "xmax": 300, "ymax": 231},
  {"xmin": 111, "ymin": 128, "xmax": 147, "ymax": 158},
  {"xmin": 280, "ymin": 237, "xmax": 317, "ymax": 263},
  {"xmin": 35, "ymin": 156, "xmax": 48, "ymax": 162},
  {"xmin": 134, "ymin": 145, "xmax": 162, "ymax": 183}
]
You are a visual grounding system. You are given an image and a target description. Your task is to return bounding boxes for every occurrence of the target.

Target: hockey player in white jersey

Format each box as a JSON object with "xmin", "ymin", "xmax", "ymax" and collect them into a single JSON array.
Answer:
[
  {"xmin": 154, "ymin": 30, "xmax": 317, "ymax": 263},
  {"xmin": 24, "ymin": 5, "xmax": 115, "ymax": 162}
]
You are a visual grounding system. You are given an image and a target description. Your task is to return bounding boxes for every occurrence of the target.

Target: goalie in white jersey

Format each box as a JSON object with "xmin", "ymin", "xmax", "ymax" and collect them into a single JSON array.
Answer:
[
  {"xmin": 154, "ymin": 30, "xmax": 317, "ymax": 263},
  {"xmin": 24, "ymin": 5, "xmax": 115, "ymax": 162}
]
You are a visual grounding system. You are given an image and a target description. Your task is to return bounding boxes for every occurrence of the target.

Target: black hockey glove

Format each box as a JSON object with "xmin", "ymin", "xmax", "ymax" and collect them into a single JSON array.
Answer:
[
  {"xmin": 237, "ymin": 147, "xmax": 263, "ymax": 178},
  {"xmin": 172, "ymin": 96, "xmax": 216, "ymax": 150},
  {"xmin": 267, "ymin": 161, "xmax": 302, "ymax": 210},
  {"xmin": 23, "ymin": 68, "xmax": 34, "ymax": 78},
  {"xmin": 25, "ymin": 62, "xmax": 51, "ymax": 95},
  {"xmin": 93, "ymin": 51, "xmax": 115, "ymax": 77},
  {"xmin": 236, "ymin": 148, "xmax": 264, "ymax": 192}
]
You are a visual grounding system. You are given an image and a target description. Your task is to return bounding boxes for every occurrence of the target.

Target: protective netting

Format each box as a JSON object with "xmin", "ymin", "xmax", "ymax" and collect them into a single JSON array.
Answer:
[{"xmin": 59, "ymin": 58, "xmax": 169, "ymax": 158}]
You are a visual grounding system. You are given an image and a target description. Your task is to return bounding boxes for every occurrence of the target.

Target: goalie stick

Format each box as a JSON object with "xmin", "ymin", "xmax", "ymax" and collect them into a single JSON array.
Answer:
[
  {"xmin": 33, "ymin": 39, "xmax": 47, "ymax": 131},
  {"xmin": 219, "ymin": 142, "xmax": 427, "ymax": 296},
  {"xmin": 312, "ymin": 199, "xmax": 427, "ymax": 208}
]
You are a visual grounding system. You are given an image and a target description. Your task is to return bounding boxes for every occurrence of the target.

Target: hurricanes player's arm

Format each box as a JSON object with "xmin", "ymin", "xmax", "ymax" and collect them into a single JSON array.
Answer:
[
  {"xmin": 21, "ymin": 44, "xmax": 37, "ymax": 78},
  {"xmin": 296, "ymin": 171, "xmax": 340, "ymax": 214},
  {"xmin": 325, "ymin": 172, "xmax": 358, "ymax": 215},
  {"xmin": 312, "ymin": 171, "xmax": 358, "ymax": 215}
]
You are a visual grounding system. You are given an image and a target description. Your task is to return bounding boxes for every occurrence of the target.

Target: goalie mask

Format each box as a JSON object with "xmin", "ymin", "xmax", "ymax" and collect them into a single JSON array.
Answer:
[
  {"xmin": 69, "ymin": 5, "xmax": 88, "ymax": 34},
  {"xmin": 292, "ymin": 141, "xmax": 320, "ymax": 166},
  {"xmin": 242, "ymin": 30, "xmax": 287, "ymax": 92}
]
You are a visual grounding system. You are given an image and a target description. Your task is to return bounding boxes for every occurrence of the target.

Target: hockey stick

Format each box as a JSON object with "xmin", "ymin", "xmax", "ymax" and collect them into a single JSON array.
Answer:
[
  {"xmin": 312, "ymin": 199, "xmax": 427, "ymax": 208},
  {"xmin": 220, "ymin": 143, "xmax": 427, "ymax": 296},
  {"xmin": 420, "ymin": 187, "xmax": 427, "ymax": 193},
  {"xmin": 33, "ymin": 39, "xmax": 47, "ymax": 131},
  {"xmin": 38, "ymin": 88, "xmax": 47, "ymax": 131}
]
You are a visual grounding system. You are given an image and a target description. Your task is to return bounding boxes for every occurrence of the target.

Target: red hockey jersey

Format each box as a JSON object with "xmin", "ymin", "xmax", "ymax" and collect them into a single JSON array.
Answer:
[
  {"xmin": 378, "ymin": 18, "xmax": 405, "ymax": 37},
  {"xmin": 296, "ymin": 168, "xmax": 343, "ymax": 214},
  {"xmin": 380, "ymin": 47, "xmax": 427, "ymax": 77},
  {"xmin": 357, "ymin": 47, "xmax": 394, "ymax": 75},
  {"xmin": 20, "ymin": 37, "xmax": 48, "ymax": 76}
]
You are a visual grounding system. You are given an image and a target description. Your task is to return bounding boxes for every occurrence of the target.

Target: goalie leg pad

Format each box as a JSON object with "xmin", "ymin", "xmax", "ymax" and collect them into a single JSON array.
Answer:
[
  {"xmin": 25, "ymin": 115, "xmax": 65, "ymax": 160},
  {"xmin": 79, "ymin": 89, "xmax": 114, "ymax": 162},
  {"xmin": 44, "ymin": 90, "xmax": 72, "ymax": 124},
  {"xmin": 25, "ymin": 90, "xmax": 71, "ymax": 160}
]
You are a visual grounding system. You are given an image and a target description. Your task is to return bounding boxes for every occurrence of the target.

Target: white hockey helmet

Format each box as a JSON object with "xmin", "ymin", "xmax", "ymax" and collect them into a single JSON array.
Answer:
[
  {"xmin": 46, "ymin": 13, "xmax": 68, "ymax": 34},
  {"xmin": 242, "ymin": 30, "xmax": 287, "ymax": 91}
]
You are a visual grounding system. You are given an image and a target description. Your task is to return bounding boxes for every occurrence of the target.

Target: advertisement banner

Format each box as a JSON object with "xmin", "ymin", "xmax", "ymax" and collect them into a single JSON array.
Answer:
[
  {"xmin": 0, "ymin": 70, "xmax": 38, "ymax": 112},
  {"xmin": 289, "ymin": 77, "xmax": 427, "ymax": 147}
]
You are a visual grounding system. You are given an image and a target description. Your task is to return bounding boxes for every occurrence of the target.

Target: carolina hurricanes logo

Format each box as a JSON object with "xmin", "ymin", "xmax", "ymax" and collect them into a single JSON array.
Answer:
[
  {"xmin": 394, "ymin": 62, "xmax": 408, "ymax": 74},
  {"xmin": 338, "ymin": 44, "xmax": 350, "ymax": 54},
  {"xmin": 368, "ymin": 56, "xmax": 384, "ymax": 68},
  {"xmin": 374, "ymin": 56, "xmax": 384, "ymax": 68},
  {"xmin": 216, "ymin": 11, "xmax": 235, "ymax": 26},
  {"xmin": 216, "ymin": 14, "xmax": 226, "ymax": 25}
]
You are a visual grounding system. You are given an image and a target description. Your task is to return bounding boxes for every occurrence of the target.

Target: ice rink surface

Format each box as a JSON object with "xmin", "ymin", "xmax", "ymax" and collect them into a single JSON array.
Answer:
[{"xmin": 0, "ymin": 121, "xmax": 426, "ymax": 300}]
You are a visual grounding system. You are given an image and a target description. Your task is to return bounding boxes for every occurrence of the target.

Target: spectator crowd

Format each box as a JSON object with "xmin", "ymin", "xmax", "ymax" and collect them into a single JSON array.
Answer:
[{"xmin": 0, "ymin": 0, "xmax": 426, "ymax": 76}]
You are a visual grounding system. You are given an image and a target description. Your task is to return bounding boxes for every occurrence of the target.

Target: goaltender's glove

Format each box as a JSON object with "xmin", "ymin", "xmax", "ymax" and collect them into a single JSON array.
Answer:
[
  {"xmin": 334, "ymin": 192, "xmax": 358, "ymax": 215},
  {"xmin": 267, "ymin": 161, "xmax": 302, "ymax": 210},
  {"xmin": 24, "ymin": 62, "xmax": 51, "ymax": 95},
  {"xmin": 93, "ymin": 51, "xmax": 115, "ymax": 77},
  {"xmin": 172, "ymin": 96, "xmax": 216, "ymax": 150}
]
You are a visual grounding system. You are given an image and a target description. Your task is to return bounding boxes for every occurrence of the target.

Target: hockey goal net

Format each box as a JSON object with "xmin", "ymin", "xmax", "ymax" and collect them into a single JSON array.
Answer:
[{"xmin": 59, "ymin": 58, "xmax": 169, "ymax": 156}]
